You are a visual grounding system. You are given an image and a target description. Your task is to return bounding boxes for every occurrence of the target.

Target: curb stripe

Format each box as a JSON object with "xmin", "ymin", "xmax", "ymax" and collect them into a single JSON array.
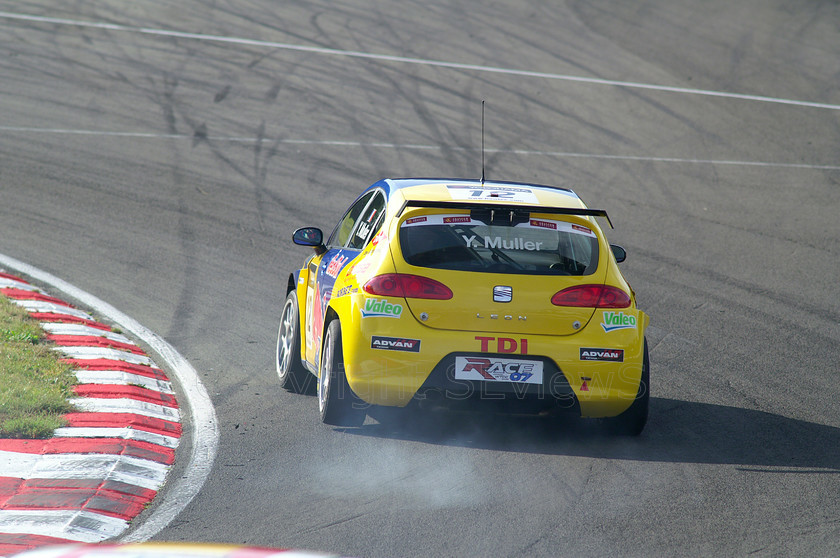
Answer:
[
  {"xmin": 41, "ymin": 324, "xmax": 132, "ymax": 344},
  {"xmin": 29, "ymin": 314, "xmax": 112, "ymax": 330},
  {"xmin": 0, "ymin": 278, "xmax": 38, "ymax": 291},
  {"xmin": 63, "ymin": 360, "xmax": 167, "ymax": 380},
  {"xmin": 68, "ymin": 398, "xmax": 180, "ymax": 422},
  {"xmin": 0, "ymin": 479, "xmax": 156, "ymax": 499},
  {"xmin": 62, "ymin": 413, "xmax": 181, "ymax": 438},
  {"xmin": 55, "ymin": 347, "xmax": 154, "ymax": 367},
  {"xmin": 72, "ymin": 386, "xmax": 178, "ymax": 408},
  {"xmin": 0, "ymin": 452, "xmax": 169, "ymax": 491},
  {"xmin": 0, "ymin": 510, "xmax": 129, "ymax": 542},
  {"xmin": 53, "ymin": 428, "xmax": 179, "ymax": 449},
  {"xmin": 48, "ymin": 336, "xmax": 146, "ymax": 355},
  {"xmin": 0, "ymin": 439, "xmax": 174, "ymax": 466},
  {"xmin": 73, "ymin": 370, "xmax": 174, "ymax": 395},
  {"xmin": 0, "ymin": 290, "xmax": 72, "ymax": 307},
  {"xmin": 9, "ymin": 301, "xmax": 94, "ymax": 321},
  {"xmin": 0, "ymin": 533, "xmax": 75, "ymax": 556},
  {"xmin": 2, "ymin": 488, "xmax": 153, "ymax": 520}
]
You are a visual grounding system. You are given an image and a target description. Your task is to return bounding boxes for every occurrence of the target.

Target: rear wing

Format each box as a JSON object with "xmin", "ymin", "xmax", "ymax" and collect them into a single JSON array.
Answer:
[{"xmin": 397, "ymin": 199, "xmax": 614, "ymax": 228}]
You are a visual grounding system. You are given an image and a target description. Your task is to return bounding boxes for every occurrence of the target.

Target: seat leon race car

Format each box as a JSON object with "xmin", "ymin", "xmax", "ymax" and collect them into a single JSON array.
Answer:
[{"xmin": 276, "ymin": 178, "xmax": 650, "ymax": 434}]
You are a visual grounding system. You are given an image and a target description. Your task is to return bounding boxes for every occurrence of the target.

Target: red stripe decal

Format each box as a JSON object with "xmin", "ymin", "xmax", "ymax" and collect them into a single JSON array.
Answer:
[
  {"xmin": 48, "ymin": 335, "xmax": 146, "ymax": 355},
  {"xmin": 73, "ymin": 385, "xmax": 178, "ymax": 408},
  {"xmin": 62, "ymin": 412, "xmax": 182, "ymax": 437}
]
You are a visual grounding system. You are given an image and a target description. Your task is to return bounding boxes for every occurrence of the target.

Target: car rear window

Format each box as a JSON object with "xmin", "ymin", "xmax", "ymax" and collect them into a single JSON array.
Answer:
[{"xmin": 399, "ymin": 214, "xmax": 599, "ymax": 275}]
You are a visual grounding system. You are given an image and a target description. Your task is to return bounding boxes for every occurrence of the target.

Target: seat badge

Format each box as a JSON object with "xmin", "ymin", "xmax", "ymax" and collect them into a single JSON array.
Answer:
[{"xmin": 493, "ymin": 286, "xmax": 513, "ymax": 303}]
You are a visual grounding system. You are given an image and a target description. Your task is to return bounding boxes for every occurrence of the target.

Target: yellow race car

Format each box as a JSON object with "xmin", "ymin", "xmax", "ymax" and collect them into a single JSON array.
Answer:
[{"xmin": 276, "ymin": 179, "xmax": 649, "ymax": 434}]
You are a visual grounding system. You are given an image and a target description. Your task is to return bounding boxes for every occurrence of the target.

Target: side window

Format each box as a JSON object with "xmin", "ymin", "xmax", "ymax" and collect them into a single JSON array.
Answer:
[
  {"xmin": 348, "ymin": 193, "xmax": 386, "ymax": 249},
  {"xmin": 327, "ymin": 191, "xmax": 375, "ymax": 247}
]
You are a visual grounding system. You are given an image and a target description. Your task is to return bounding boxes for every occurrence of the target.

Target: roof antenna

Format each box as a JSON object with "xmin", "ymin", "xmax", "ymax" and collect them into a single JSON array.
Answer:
[{"xmin": 480, "ymin": 100, "xmax": 486, "ymax": 186}]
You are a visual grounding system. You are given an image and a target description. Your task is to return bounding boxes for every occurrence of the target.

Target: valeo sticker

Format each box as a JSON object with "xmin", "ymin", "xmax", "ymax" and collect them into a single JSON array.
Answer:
[
  {"xmin": 361, "ymin": 298, "xmax": 403, "ymax": 318},
  {"xmin": 601, "ymin": 311, "xmax": 637, "ymax": 332}
]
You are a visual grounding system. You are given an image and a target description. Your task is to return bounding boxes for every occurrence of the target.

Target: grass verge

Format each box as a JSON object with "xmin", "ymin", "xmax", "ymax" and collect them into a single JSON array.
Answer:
[{"xmin": 0, "ymin": 293, "xmax": 78, "ymax": 438}]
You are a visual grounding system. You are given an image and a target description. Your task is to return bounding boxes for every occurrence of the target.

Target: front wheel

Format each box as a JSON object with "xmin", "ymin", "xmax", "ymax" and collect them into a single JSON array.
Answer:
[
  {"xmin": 276, "ymin": 291, "xmax": 313, "ymax": 394},
  {"xmin": 318, "ymin": 319, "xmax": 366, "ymax": 426}
]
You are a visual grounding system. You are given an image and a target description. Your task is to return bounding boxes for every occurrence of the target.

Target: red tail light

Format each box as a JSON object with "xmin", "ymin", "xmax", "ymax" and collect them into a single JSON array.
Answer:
[
  {"xmin": 363, "ymin": 274, "xmax": 453, "ymax": 300},
  {"xmin": 551, "ymin": 285, "xmax": 631, "ymax": 308}
]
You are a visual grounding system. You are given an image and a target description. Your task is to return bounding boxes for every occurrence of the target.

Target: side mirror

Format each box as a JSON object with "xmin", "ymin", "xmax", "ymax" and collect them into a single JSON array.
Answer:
[
  {"xmin": 293, "ymin": 227, "xmax": 326, "ymax": 254},
  {"xmin": 610, "ymin": 244, "xmax": 626, "ymax": 263}
]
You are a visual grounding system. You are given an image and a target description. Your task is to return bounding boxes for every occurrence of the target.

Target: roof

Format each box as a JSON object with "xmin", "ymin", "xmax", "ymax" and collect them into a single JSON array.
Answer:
[
  {"xmin": 364, "ymin": 178, "xmax": 614, "ymax": 228},
  {"xmin": 371, "ymin": 178, "xmax": 587, "ymax": 210}
]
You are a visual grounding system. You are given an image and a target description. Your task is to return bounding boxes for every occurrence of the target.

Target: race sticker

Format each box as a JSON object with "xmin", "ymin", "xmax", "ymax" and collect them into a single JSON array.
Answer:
[
  {"xmin": 529, "ymin": 219, "xmax": 557, "ymax": 230},
  {"xmin": 447, "ymin": 185, "xmax": 539, "ymax": 204},
  {"xmin": 580, "ymin": 348, "xmax": 624, "ymax": 362},
  {"xmin": 360, "ymin": 298, "xmax": 403, "ymax": 318},
  {"xmin": 402, "ymin": 214, "xmax": 596, "ymax": 239},
  {"xmin": 371, "ymin": 336, "xmax": 421, "ymax": 352},
  {"xmin": 461, "ymin": 235, "xmax": 544, "ymax": 251},
  {"xmin": 325, "ymin": 255, "xmax": 349, "ymax": 278},
  {"xmin": 401, "ymin": 214, "xmax": 483, "ymax": 228},
  {"xmin": 454, "ymin": 356, "xmax": 543, "ymax": 384},
  {"xmin": 601, "ymin": 311, "xmax": 637, "ymax": 332}
]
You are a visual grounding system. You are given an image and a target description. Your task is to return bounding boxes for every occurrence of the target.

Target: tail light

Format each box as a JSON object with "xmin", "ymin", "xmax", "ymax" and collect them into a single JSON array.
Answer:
[
  {"xmin": 551, "ymin": 284, "xmax": 630, "ymax": 308},
  {"xmin": 363, "ymin": 274, "xmax": 453, "ymax": 300}
]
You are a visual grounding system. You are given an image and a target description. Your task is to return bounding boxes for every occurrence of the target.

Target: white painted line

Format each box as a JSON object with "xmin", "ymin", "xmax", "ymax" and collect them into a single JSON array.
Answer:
[
  {"xmin": 0, "ymin": 253, "xmax": 218, "ymax": 543},
  {"xmin": 73, "ymin": 370, "xmax": 174, "ymax": 394},
  {"xmin": 10, "ymin": 300, "xmax": 93, "ymax": 320},
  {"xmin": 55, "ymin": 347, "xmax": 155, "ymax": 367},
  {"xmin": 42, "ymin": 323, "xmax": 132, "ymax": 344},
  {"xmin": 0, "ymin": 126, "xmax": 836, "ymax": 171},
  {"xmin": 0, "ymin": 451, "xmax": 169, "ymax": 491},
  {"xmin": 68, "ymin": 398, "xmax": 180, "ymax": 422},
  {"xmin": 53, "ymin": 427, "xmax": 179, "ymax": 449},
  {"xmin": 0, "ymin": 277, "xmax": 38, "ymax": 290},
  {"xmin": 0, "ymin": 510, "xmax": 129, "ymax": 543},
  {"xmin": 0, "ymin": 10, "xmax": 838, "ymax": 111},
  {"xmin": 477, "ymin": 148, "xmax": 840, "ymax": 171}
]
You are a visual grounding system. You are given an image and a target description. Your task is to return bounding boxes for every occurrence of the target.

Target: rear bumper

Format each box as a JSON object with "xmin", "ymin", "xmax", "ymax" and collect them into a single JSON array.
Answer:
[
  {"xmin": 334, "ymin": 294, "xmax": 648, "ymax": 418},
  {"xmin": 414, "ymin": 353, "xmax": 581, "ymax": 416}
]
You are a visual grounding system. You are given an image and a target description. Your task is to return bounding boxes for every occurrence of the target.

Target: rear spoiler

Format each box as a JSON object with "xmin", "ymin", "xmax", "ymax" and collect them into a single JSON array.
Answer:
[{"xmin": 397, "ymin": 200, "xmax": 614, "ymax": 228}]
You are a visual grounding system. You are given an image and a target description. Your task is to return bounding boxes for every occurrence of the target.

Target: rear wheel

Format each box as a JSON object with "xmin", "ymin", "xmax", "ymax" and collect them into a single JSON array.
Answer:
[
  {"xmin": 276, "ymin": 291, "xmax": 313, "ymax": 394},
  {"xmin": 604, "ymin": 339, "xmax": 649, "ymax": 436},
  {"xmin": 319, "ymin": 319, "xmax": 366, "ymax": 426}
]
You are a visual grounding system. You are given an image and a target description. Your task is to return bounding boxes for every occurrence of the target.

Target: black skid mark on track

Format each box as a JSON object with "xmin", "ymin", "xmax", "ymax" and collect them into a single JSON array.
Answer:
[
  {"xmin": 162, "ymin": 75, "xmax": 180, "ymax": 134},
  {"xmin": 192, "ymin": 122, "xmax": 208, "ymax": 147},
  {"xmin": 214, "ymin": 84, "xmax": 232, "ymax": 103}
]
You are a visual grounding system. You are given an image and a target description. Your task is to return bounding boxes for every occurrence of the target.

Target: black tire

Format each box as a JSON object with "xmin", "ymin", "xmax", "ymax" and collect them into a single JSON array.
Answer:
[
  {"xmin": 318, "ymin": 319, "xmax": 366, "ymax": 426},
  {"xmin": 604, "ymin": 339, "xmax": 650, "ymax": 436},
  {"xmin": 276, "ymin": 291, "xmax": 314, "ymax": 394}
]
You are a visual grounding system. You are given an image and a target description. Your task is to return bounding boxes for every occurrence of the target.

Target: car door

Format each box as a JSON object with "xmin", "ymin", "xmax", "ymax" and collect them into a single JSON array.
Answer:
[{"xmin": 303, "ymin": 190, "xmax": 386, "ymax": 368}]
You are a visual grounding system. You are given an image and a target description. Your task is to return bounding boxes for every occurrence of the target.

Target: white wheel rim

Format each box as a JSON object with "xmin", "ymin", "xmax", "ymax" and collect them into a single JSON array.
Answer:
[
  {"xmin": 276, "ymin": 299, "xmax": 294, "ymax": 377},
  {"xmin": 319, "ymin": 329, "xmax": 332, "ymax": 412}
]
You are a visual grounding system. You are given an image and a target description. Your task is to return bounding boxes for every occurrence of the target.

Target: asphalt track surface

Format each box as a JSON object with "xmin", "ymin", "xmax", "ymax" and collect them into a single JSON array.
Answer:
[{"xmin": 1, "ymin": 1, "xmax": 839, "ymax": 556}]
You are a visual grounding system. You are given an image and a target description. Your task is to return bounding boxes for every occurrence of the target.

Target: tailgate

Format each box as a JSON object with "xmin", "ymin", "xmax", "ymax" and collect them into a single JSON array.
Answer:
[{"xmin": 392, "ymin": 209, "xmax": 608, "ymax": 336}]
